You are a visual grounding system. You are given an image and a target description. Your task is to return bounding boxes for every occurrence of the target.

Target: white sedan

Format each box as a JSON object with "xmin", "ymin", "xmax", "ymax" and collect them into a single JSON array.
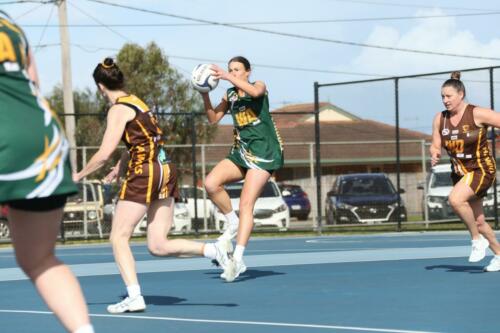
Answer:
[{"xmin": 213, "ymin": 180, "xmax": 290, "ymax": 231}]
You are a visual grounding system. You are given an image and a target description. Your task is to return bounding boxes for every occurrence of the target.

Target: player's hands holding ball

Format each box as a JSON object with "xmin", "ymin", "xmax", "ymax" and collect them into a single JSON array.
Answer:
[
  {"xmin": 191, "ymin": 64, "xmax": 219, "ymax": 93},
  {"xmin": 209, "ymin": 64, "xmax": 230, "ymax": 81}
]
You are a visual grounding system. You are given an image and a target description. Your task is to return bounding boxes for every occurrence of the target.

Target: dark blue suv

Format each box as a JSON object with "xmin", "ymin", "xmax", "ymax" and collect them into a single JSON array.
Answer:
[
  {"xmin": 279, "ymin": 184, "xmax": 311, "ymax": 221},
  {"xmin": 325, "ymin": 173, "xmax": 407, "ymax": 224}
]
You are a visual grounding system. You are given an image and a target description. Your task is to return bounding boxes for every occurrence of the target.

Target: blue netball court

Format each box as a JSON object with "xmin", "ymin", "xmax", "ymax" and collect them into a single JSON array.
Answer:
[{"xmin": 0, "ymin": 232, "xmax": 498, "ymax": 333}]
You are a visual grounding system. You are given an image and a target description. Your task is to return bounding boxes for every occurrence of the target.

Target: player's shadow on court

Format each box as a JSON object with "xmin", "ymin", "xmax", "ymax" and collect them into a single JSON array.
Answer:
[
  {"xmin": 143, "ymin": 295, "xmax": 237, "ymax": 307},
  {"xmin": 425, "ymin": 264, "xmax": 485, "ymax": 274},
  {"xmin": 205, "ymin": 269, "xmax": 285, "ymax": 282},
  {"xmin": 88, "ymin": 295, "xmax": 237, "ymax": 307}
]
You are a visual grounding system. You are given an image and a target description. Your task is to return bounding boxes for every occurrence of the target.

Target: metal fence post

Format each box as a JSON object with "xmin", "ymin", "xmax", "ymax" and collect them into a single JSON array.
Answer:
[
  {"xmin": 421, "ymin": 140, "xmax": 429, "ymax": 228},
  {"xmin": 309, "ymin": 143, "xmax": 317, "ymax": 230},
  {"xmin": 490, "ymin": 67, "xmax": 498, "ymax": 230},
  {"xmin": 395, "ymin": 78, "xmax": 402, "ymax": 232},
  {"xmin": 314, "ymin": 82, "xmax": 322, "ymax": 235},
  {"xmin": 191, "ymin": 114, "xmax": 199, "ymax": 234},
  {"xmin": 201, "ymin": 144, "xmax": 208, "ymax": 232}
]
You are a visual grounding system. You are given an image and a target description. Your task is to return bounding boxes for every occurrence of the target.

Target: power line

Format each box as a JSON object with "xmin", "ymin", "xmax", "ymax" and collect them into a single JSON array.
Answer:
[
  {"xmin": 0, "ymin": 0, "xmax": 55, "ymax": 4},
  {"xmin": 34, "ymin": 43, "xmax": 389, "ymax": 77},
  {"xmin": 53, "ymin": 1, "xmax": 193, "ymax": 79},
  {"xmin": 67, "ymin": 0, "xmax": 129, "ymax": 41},
  {"xmin": 33, "ymin": 1, "xmax": 54, "ymax": 53},
  {"xmin": 329, "ymin": 0, "xmax": 499, "ymax": 12},
  {"xmin": 34, "ymin": 43, "xmax": 500, "ymax": 84},
  {"xmin": 16, "ymin": 11, "xmax": 500, "ymax": 27},
  {"xmin": 13, "ymin": 2, "xmax": 45, "ymax": 19},
  {"xmin": 83, "ymin": 0, "xmax": 500, "ymax": 62}
]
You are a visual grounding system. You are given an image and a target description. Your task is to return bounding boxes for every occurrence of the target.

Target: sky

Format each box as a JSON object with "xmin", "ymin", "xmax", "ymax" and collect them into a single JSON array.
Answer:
[{"xmin": 2, "ymin": 0, "xmax": 500, "ymax": 134}]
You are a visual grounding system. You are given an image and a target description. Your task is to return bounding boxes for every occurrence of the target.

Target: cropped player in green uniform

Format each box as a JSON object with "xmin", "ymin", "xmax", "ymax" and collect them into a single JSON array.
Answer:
[
  {"xmin": 0, "ymin": 10, "xmax": 93, "ymax": 333},
  {"xmin": 430, "ymin": 71, "xmax": 500, "ymax": 272},
  {"xmin": 200, "ymin": 56, "xmax": 284, "ymax": 281}
]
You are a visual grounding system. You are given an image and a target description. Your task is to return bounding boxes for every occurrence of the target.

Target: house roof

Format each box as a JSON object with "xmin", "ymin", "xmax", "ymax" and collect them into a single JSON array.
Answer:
[
  {"xmin": 202, "ymin": 119, "xmax": 430, "ymax": 166},
  {"xmin": 195, "ymin": 102, "xmax": 431, "ymax": 167},
  {"xmin": 272, "ymin": 102, "xmax": 361, "ymax": 128}
]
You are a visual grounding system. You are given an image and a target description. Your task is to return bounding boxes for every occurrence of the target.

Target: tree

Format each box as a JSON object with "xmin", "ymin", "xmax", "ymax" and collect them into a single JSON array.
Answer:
[
  {"xmin": 46, "ymin": 42, "xmax": 216, "ymax": 180},
  {"xmin": 115, "ymin": 42, "xmax": 215, "ymax": 175},
  {"xmin": 46, "ymin": 85, "xmax": 113, "ymax": 174}
]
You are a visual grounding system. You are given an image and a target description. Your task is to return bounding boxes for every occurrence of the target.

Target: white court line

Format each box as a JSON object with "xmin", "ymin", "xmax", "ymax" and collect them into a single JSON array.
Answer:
[
  {"xmin": 0, "ymin": 309, "xmax": 443, "ymax": 333},
  {"xmin": 0, "ymin": 246, "xmax": 472, "ymax": 282},
  {"xmin": 305, "ymin": 238, "xmax": 466, "ymax": 244}
]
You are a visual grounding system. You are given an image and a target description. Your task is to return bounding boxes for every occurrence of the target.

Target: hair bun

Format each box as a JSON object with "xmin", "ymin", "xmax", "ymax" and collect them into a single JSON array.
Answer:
[
  {"xmin": 450, "ymin": 71, "xmax": 461, "ymax": 80},
  {"xmin": 101, "ymin": 57, "xmax": 115, "ymax": 69}
]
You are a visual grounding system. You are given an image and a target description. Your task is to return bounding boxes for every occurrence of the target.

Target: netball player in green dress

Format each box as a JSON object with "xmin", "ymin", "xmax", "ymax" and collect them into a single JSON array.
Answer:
[
  {"xmin": 200, "ymin": 56, "xmax": 284, "ymax": 282},
  {"xmin": 0, "ymin": 10, "xmax": 93, "ymax": 333}
]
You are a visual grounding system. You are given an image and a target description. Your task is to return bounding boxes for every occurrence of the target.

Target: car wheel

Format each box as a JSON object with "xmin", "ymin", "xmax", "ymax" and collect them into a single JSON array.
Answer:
[{"xmin": 0, "ymin": 219, "xmax": 10, "ymax": 239}]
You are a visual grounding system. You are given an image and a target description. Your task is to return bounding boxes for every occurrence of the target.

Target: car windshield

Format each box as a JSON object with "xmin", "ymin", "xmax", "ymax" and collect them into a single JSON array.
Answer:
[
  {"xmin": 339, "ymin": 177, "xmax": 395, "ymax": 196},
  {"xmin": 226, "ymin": 182, "xmax": 280, "ymax": 198},
  {"xmin": 180, "ymin": 187, "xmax": 204, "ymax": 198},
  {"xmin": 281, "ymin": 186, "xmax": 303, "ymax": 196},
  {"xmin": 430, "ymin": 172, "xmax": 453, "ymax": 188}
]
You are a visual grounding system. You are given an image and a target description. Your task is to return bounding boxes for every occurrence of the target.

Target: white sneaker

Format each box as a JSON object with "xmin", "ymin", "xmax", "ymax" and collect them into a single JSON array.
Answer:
[
  {"xmin": 469, "ymin": 235, "xmax": 489, "ymax": 262},
  {"xmin": 484, "ymin": 256, "xmax": 500, "ymax": 272},
  {"xmin": 107, "ymin": 295, "xmax": 146, "ymax": 314},
  {"xmin": 217, "ymin": 237, "xmax": 234, "ymax": 254},
  {"xmin": 213, "ymin": 241, "xmax": 231, "ymax": 270},
  {"xmin": 218, "ymin": 228, "xmax": 237, "ymax": 245},
  {"xmin": 222, "ymin": 258, "xmax": 247, "ymax": 282}
]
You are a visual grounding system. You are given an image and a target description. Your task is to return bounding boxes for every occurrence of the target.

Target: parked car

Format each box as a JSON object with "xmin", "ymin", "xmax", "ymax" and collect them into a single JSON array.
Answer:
[
  {"xmin": 63, "ymin": 180, "xmax": 105, "ymax": 237},
  {"xmin": 419, "ymin": 164, "xmax": 498, "ymax": 220},
  {"xmin": 325, "ymin": 173, "xmax": 407, "ymax": 224},
  {"xmin": 278, "ymin": 184, "xmax": 311, "ymax": 220},
  {"xmin": 0, "ymin": 205, "xmax": 9, "ymax": 240},
  {"xmin": 133, "ymin": 201, "xmax": 191, "ymax": 235},
  {"xmin": 213, "ymin": 180, "xmax": 290, "ymax": 230},
  {"xmin": 179, "ymin": 185, "xmax": 215, "ymax": 226}
]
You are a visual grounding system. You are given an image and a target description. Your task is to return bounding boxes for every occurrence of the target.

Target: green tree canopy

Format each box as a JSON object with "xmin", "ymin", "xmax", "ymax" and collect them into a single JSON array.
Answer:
[{"xmin": 47, "ymin": 42, "xmax": 216, "ymax": 179}]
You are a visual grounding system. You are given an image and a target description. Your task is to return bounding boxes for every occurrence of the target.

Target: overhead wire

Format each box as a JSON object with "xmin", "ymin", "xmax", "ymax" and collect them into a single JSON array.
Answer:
[
  {"xmin": 16, "ymin": 10, "xmax": 500, "ymax": 27},
  {"xmin": 33, "ymin": 1, "xmax": 54, "ymax": 53},
  {"xmin": 83, "ymin": 0, "xmax": 500, "ymax": 61},
  {"xmin": 329, "ymin": 0, "xmax": 499, "ymax": 12},
  {"xmin": 13, "ymin": 2, "xmax": 45, "ymax": 19},
  {"xmin": 0, "ymin": 0, "xmax": 55, "ymax": 4},
  {"xmin": 67, "ymin": 0, "xmax": 129, "ymax": 41},
  {"xmin": 66, "ymin": 1, "xmax": 192, "ymax": 76}
]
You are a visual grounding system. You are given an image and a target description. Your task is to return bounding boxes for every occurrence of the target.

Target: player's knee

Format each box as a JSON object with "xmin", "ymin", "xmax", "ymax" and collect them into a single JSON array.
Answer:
[
  {"xmin": 476, "ymin": 216, "xmax": 486, "ymax": 227},
  {"xmin": 204, "ymin": 177, "xmax": 220, "ymax": 195},
  {"xmin": 16, "ymin": 252, "xmax": 57, "ymax": 280},
  {"xmin": 448, "ymin": 194, "xmax": 463, "ymax": 210},
  {"xmin": 147, "ymin": 240, "xmax": 169, "ymax": 256}
]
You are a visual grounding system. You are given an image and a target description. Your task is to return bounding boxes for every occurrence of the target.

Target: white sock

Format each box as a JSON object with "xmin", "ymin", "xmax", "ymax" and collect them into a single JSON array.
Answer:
[
  {"xmin": 203, "ymin": 243, "xmax": 216, "ymax": 259},
  {"xmin": 74, "ymin": 324, "xmax": 95, "ymax": 333},
  {"xmin": 127, "ymin": 284, "xmax": 141, "ymax": 298},
  {"xmin": 233, "ymin": 245, "xmax": 245, "ymax": 261},
  {"xmin": 225, "ymin": 211, "xmax": 239, "ymax": 232}
]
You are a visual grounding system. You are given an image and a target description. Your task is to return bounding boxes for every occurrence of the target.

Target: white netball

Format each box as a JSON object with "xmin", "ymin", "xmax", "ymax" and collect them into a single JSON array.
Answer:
[{"xmin": 191, "ymin": 64, "xmax": 219, "ymax": 93}]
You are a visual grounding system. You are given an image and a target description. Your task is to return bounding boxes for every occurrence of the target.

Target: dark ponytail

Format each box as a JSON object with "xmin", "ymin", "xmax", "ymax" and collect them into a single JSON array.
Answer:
[{"xmin": 93, "ymin": 57, "xmax": 124, "ymax": 90}]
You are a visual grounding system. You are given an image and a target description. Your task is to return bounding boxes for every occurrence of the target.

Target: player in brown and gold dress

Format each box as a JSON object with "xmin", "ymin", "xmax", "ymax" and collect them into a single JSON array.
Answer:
[{"xmin": 430, "ymin": 71, "xmax": 500, "ymax": 271}]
